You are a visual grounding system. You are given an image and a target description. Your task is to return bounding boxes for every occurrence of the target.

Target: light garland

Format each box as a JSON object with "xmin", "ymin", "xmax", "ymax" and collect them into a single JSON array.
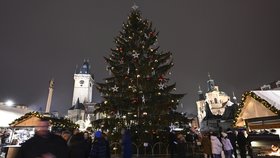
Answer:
[{"xmin": 9, "ymin": 111, "xmax": 79, "ymax": 130}]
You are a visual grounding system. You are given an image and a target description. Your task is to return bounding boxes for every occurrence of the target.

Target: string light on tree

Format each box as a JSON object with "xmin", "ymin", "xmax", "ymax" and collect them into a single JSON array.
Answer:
[
  {"xmin": 92, "ymin": 4, "xmax": 185, "ymax": 143},
  {"xmin": 142, "ymin": 95, "xmax": 145, "ymax": 103},
  {"xmin": 127, "ymin": 67, "xmax": 130, "ymax": 74}
]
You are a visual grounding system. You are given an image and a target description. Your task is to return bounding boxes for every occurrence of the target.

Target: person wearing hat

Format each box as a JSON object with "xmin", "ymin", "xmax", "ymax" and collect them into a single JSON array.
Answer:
[
  {"xmin": 89, "ymin": 131, "xmax": 110, "ymax": 158},
  {"xmin": 221, "ymin": 132, "xmax": 233, "ymax": 158}
]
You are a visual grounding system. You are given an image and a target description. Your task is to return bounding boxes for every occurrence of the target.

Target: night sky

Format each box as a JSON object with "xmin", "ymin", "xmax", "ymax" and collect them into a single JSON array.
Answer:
[{"xmin": 0, "ymin": 0, "xmax": 280, "ymax": 116}]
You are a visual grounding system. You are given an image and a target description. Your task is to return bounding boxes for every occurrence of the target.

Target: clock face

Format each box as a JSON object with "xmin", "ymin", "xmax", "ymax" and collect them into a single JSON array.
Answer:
[{"xmin": 79, "ymin": 80, "xmax": 84, "ymax": 84}]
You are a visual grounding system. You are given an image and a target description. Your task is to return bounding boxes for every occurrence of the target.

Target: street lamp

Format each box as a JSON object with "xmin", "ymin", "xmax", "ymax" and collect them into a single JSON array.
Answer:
[{"xmin": 5, "ymin": 100, "xmax": 14, "ymax": 106}]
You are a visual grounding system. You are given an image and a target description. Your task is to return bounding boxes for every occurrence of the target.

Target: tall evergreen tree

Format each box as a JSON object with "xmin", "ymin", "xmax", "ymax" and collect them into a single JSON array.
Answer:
[{"xmin": 93, "ymin": 6, "xmax": 185, "ymax": 142}]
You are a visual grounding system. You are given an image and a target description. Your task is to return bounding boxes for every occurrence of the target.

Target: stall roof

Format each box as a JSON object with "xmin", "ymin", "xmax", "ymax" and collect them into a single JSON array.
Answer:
[
  {"xmin": 9, "ymin": 115, "xmax": 41, "ymax": 127},
  {"xmin": 253, "ymin": 91, "xmax": 280, "ymax": 110},
  {"xmin": 234, "ymin": 90, "xmax": 280, "ymax": 127}
]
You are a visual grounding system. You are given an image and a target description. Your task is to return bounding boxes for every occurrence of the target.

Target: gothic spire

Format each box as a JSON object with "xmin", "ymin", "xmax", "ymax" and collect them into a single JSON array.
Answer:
[
  {"xmin": 78, "ymin": 59, "xmax": 91, "ymax": 74},
  {"xmin": 232, "ymin": 91, "xmax": 237, "ymax": 104},
  {"xmin": 198, "ymin": 85, "xmax": 205, "ymax": 100},
  {"xmin": 207, "ymin": 73, "xmax": 215, "ymax": 92}
]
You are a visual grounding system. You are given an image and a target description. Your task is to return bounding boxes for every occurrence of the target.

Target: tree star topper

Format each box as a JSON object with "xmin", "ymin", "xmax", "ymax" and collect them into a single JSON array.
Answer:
[
  {"xmin": 132, "ymin": 3, "xmax": 139, "ymax": 10},
  {"xmin": 112, "ymin": 85, "xmax": 119, "ymax": 92}
]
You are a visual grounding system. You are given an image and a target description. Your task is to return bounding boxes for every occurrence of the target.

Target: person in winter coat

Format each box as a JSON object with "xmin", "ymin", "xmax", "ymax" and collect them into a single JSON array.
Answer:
[
  {"xmin": 121, "ymin": 128, "xmax": 132, "ymax": 158},
  {"xmin": 176, "ymin": 133, "xmax": 187, "ymax": 158},
  {"xmin": 168, "ymin": 131, "xmax": 177, "ymax": 158},
  {"xmin": 16, "ymin": 118, "xmax": 69, "ymax": 158},
  {"xmin": 237, "ymin": 130, "xmax": 247, "ymax": 158},
  {"xmin": 210, "ymin": 132, "xmax": 223, "ymax": 158},
  {"xmin": 84, "ymin": 131, "xmax": 93, "ymax": 156},
  {"xmin": 201, "ymin": 132, "xmax": 212, "ymax": 158},
  {"xmin": 226, "ymin": 128, "xmax": 237, "ymax": 158},
  {"xmin": 89, "ymin": 131, "xmax": 110, "ymax": 158},
  {"xmin": 221, "ymin": 132, "xmax": 233, "ymax": 158},
  {"xmin": 68, "ymin": 132, "xmax": 90, "ymax": 158}
]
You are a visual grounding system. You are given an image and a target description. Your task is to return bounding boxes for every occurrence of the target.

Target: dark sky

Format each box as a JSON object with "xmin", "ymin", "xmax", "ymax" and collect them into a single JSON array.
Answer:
[{"xmin": 0, "ymin": 0, "xmax": 280, "ymax": 116}]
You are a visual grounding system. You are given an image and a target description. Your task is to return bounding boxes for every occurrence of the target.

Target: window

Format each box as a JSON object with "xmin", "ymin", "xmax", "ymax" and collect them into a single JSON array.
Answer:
[{"xmin": 214, "ymin": 98, "xmax": 218, "ymax": 104}]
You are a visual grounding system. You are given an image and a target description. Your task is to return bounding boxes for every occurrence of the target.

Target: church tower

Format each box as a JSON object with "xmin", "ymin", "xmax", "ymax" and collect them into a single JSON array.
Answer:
[
  {"xmin": 196, "ymin": 74, "xmax": 238, "ymax": 131},
  {"xmin": 72, "ymin": 60, "xmax": 94, "ymax": 105}
]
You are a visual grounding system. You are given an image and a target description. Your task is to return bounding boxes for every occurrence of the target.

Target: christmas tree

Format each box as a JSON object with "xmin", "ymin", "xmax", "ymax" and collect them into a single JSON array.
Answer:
[{"xmin": 93, "ymin": 5, "xmax": 186, "ymax": 143}]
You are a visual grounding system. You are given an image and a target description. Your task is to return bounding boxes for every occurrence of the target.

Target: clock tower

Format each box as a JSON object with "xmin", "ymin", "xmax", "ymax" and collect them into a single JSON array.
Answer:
[{"xmin": 72, "ymin": 60, "xmax": 94, "ymax": 105}]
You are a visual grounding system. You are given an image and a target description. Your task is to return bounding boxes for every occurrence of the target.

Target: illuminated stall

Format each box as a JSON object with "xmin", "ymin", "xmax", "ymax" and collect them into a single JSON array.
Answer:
[
  {"xmin": 4, "ymin": 112, "xmax": 78, "ymax": 158},
  {"xmin": 234, "ymin": 90, "xmax": 280, "ymax": 157}
]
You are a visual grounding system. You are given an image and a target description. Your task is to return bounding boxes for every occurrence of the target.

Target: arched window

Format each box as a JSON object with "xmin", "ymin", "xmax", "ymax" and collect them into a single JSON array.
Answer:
[{"xmin": 214, "ymin": 98, "xmax": 218, "ymax": 104}]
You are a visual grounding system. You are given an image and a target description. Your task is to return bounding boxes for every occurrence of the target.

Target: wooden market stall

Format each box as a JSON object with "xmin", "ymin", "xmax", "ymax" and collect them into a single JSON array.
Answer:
[
  {"xmin": 234, "ymin": 91, "xmax": 280, "ymax": 127},
  {"xmin": 4, "ymin": 111, "xmax": 78, "ymax": 158},
  {"xmin": 234, "ymin": 90, "xmax": 280, "ymax": 157}
]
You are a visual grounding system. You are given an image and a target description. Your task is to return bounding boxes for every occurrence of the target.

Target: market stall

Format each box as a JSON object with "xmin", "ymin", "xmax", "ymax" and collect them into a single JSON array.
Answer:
[
  {"xmin": 234, "ymin": 90, "xmax": 280, "ymax": 157},
  {"xmin": 246, "ymin": 116, "xmax": 280, "ymax": 157},
  {"xmin": 4, "ymin": 111, "xmax": 78, "ymax": 158}
]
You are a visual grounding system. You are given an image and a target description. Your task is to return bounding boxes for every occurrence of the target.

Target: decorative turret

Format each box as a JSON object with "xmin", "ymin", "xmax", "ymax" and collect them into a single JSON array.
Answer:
[
  {"xmin": 207, "ymin": 73, "xmax": 215, "ymax": 92},
  {"xmin": 232, "ymin": 92, "xmax": 237, "ymax": 104},
  {"xmin": 77, "ymin": 59, "xmax": 91, "ymax": 74},
  {"xmin": 198, "ymin": 85, "xmax": 205, "ymax": 101}
]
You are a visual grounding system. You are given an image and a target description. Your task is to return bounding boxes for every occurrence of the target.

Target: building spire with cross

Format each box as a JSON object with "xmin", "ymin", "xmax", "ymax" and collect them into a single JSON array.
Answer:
[{"xmin": 207, "ymin": 73, "xmax": 215, "ymax": 92}]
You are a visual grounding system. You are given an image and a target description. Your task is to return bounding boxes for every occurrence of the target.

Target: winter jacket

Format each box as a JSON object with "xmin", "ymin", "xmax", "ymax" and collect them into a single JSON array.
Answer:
[
  {"xmin": 210, "ymin": 135, "xmax": 223, "ymax": 155},
  {"xmin": 221, "ymin": 137, "xmax": 233, "ymax": 151},
  {"xmin": 122, "ymin": 130, "xmax": 132, "ymax": 158},
  {"xmin": 16, "ymin": 133, "xmax": 69, "ymax": 158},
  {"xmin": 201, "ymin": 135, "xmax": 212, "ymax": 155},
  {"xmin": 90, "ymin": 137, "xmax": 110, "ymax": 158},
  {"xmin": 68, "ymin": 133, "xmax": 90, "ymax": 158}
]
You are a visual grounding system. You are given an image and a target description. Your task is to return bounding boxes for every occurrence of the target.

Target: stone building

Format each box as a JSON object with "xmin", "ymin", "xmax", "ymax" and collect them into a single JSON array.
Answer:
[
  {"xmin": 196, "ymin": 74, "xmax": 238, "ymax": 131},
  {"xmin": 67, "ymin": 60, "xmax": 96, "ymax": 129}
]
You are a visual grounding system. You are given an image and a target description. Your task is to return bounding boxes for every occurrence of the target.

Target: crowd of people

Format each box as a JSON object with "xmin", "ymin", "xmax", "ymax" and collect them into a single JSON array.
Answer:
[
  {"xmin": 2, "ymin": 120, "xmax": 255, "ymax": 158},
  {"xmin": 0, "ymin": 118, "xmax": 134, "ymax": 158},
  {"xmin": 167, "ymin": 128, "xmax": 252, "ymax": 158},
  {"xmin": 200, "ymin": 128, "xmax": 251, "ymax": 158}
]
